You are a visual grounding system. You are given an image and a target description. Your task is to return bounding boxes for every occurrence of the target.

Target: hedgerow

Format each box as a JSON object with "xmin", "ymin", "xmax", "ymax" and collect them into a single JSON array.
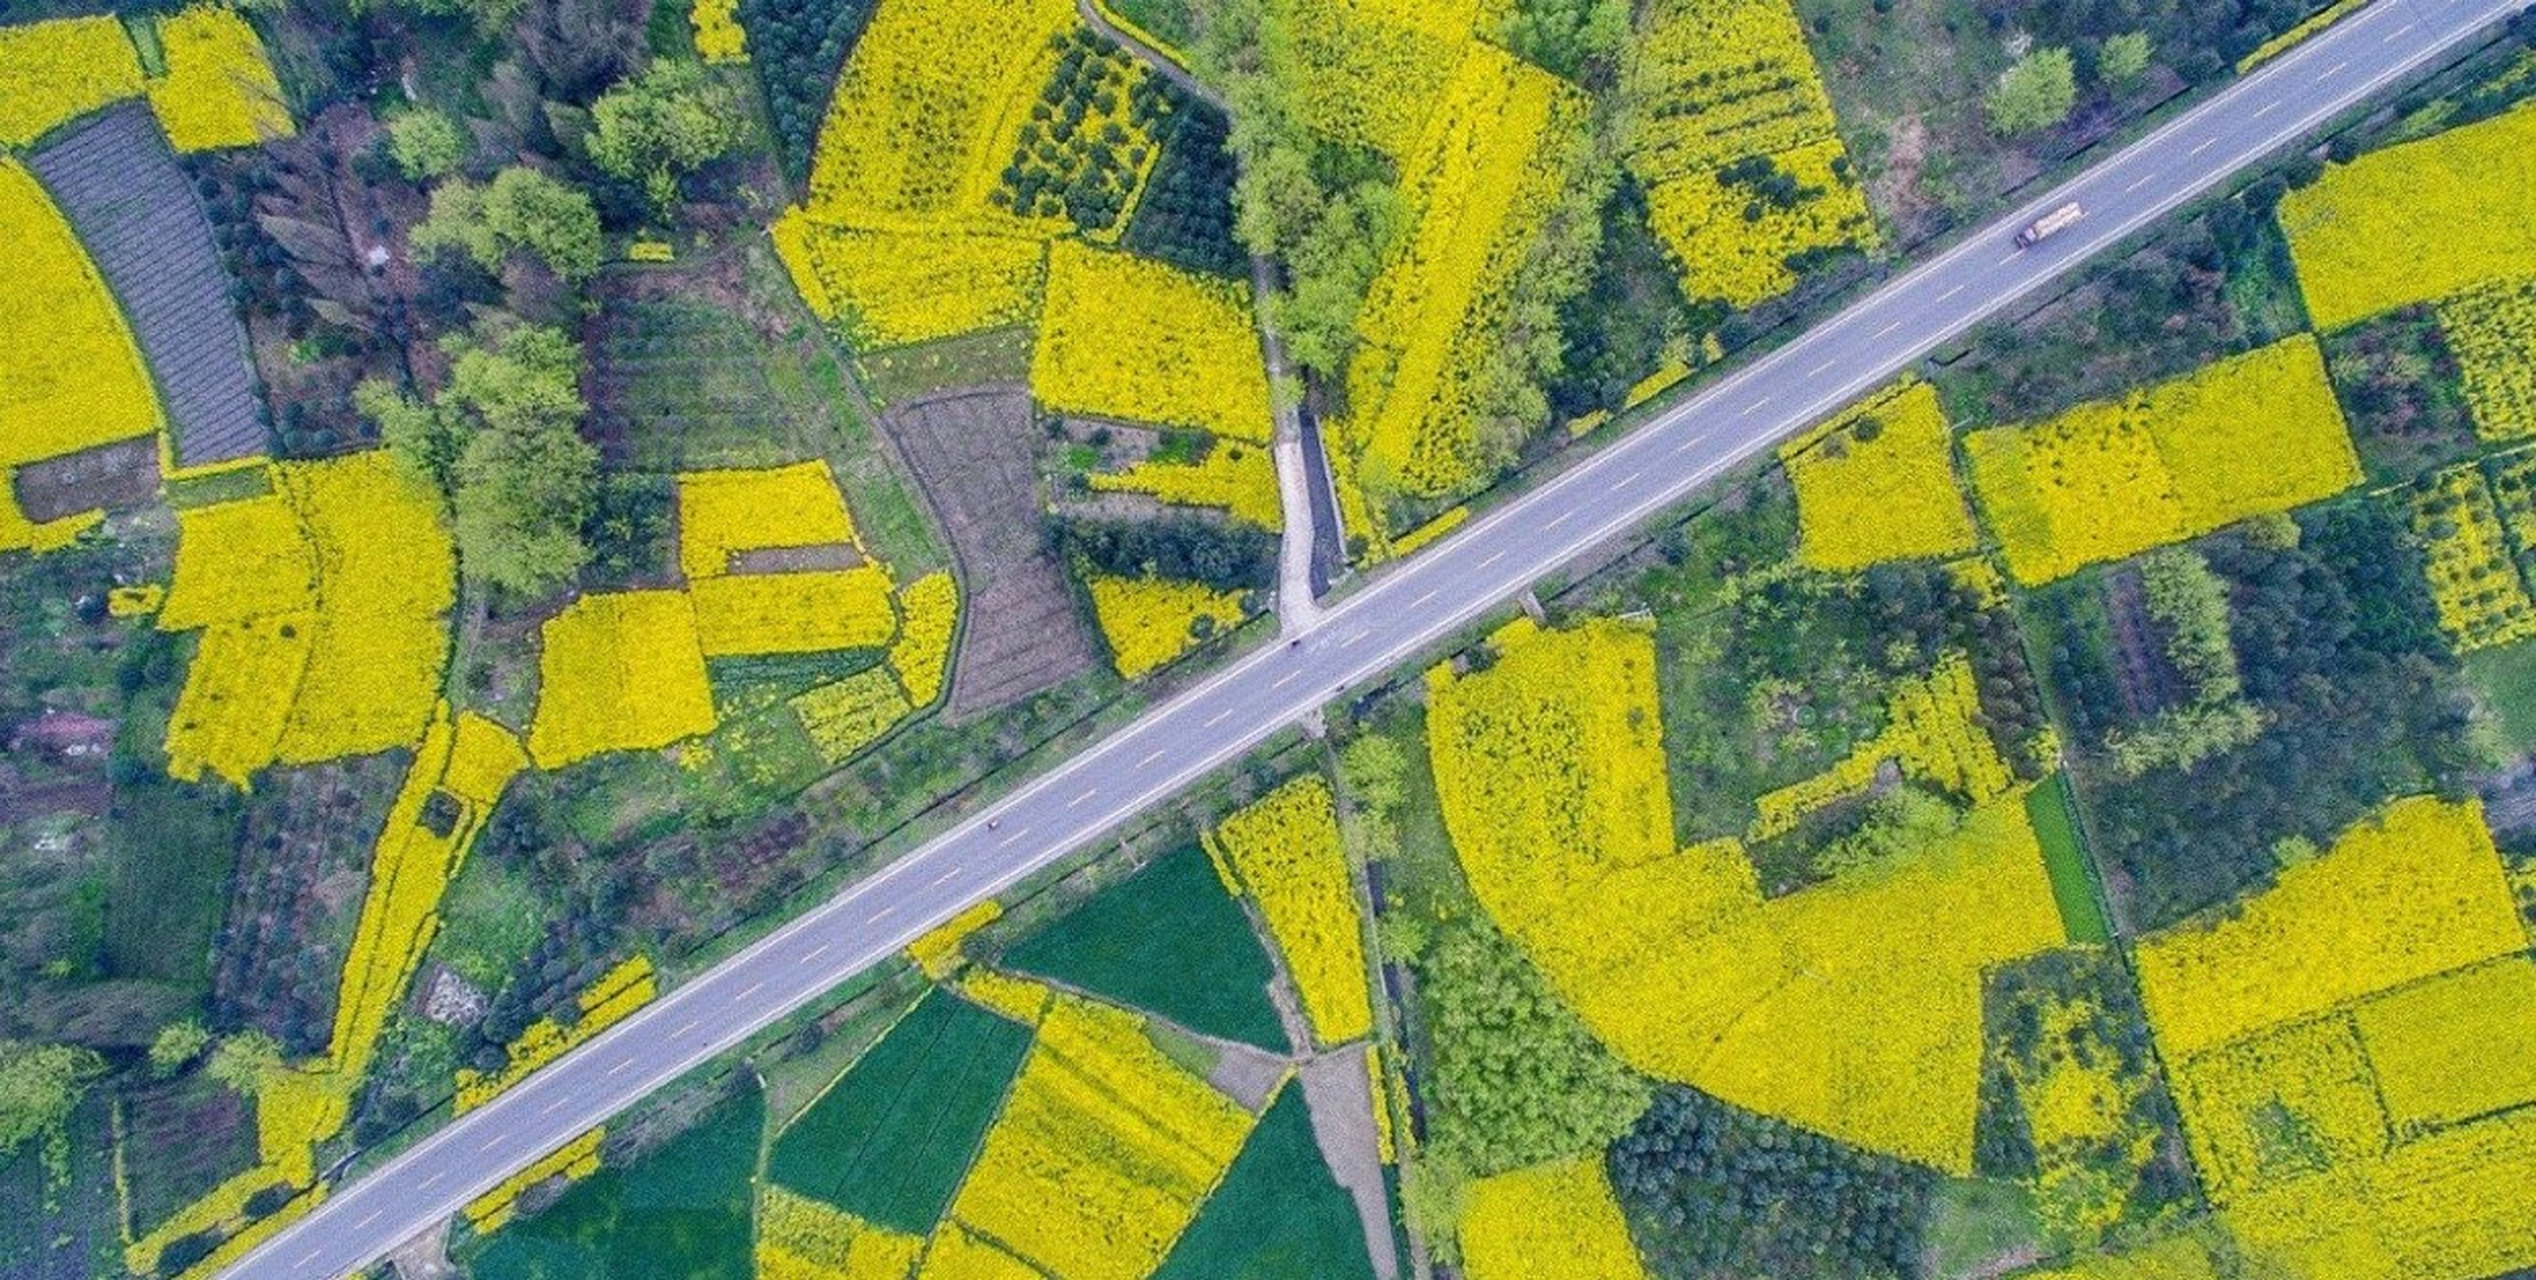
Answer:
[
  {"xmin": 2278, "ymin": 102, "xmax": 2536, "ymax": 330},
  {"xmin": 2408, "ymin": 463, "xmax": 2536, "ymax": 653},
  {"xmin": 0, "ymin": 17, "xmax": 143, "ymax": 148},
  {"xmin": 1034, "ymin": 240, "xmax": 1272, "ymax": 440},
  {"xmin": 1964, "ymin": 336, "xmax": 2360, "ymax": 584},
  {"xmin": 1782, "ymin": 380, "xmax": 1977, "ymax": 572},
  {"xmin": 2436, "ymin": 274, "xmax": 2536, "ymax": 441},
  {"xmin": 1088, "ymin": 440, "xmax": 1283, "ymax": 529},
  {"xmin": 1624, "ymin": 0, "xmax": 1877, "ymax": 307},
  {"xmin": 1460, "ymin": 1157, "xmax": 1651, "ymax": 1280},
  {"xmin": 1341, "ymin": 44, "xmax": 1588, "ymax": 502},
  {"xmin": 146, "ymin": 6, "xmax": 293, "ymax": 153},
  {"xmin": 1206, "ymin": 775, "xmax": 1373, "ymax": 1046},
  {"xmin": 527, "ymin": 590, "xmax": 719, "ymax": 768},
  {"xmin": 1083, "ymin": 571, "xmax": 1248, "ymax": 678},
  {"xmin": 945, "ymin": 996, "xmax": 1255, "ymax": 1280}
]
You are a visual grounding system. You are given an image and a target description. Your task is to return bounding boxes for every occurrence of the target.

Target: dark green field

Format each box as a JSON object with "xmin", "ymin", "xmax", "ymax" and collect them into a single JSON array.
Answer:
[
  {"xmin": 1002, "ymin": 843, "xmax": 1286, "ymax": 1049},
  {"xmin": 470, "ymin": 1082, "xmax": 763, "ymax": 1280},
  {"xmin": 1154, "ymin": 1088, "xmax": 1374, "ymax": 1280},
  {"xmin": 764, "ymin": 989, "xmax": 1032, "ymax": 1233},
  {"xmin": 2026, "ymin": 777, "xmax": 2111, "ymax": 946}
]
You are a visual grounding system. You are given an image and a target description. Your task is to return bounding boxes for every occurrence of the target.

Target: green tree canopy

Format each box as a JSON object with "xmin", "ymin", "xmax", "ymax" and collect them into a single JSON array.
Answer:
[
  {"xmin": 411, "ymin": 166, "xmax": 603, "ymax": 282},
  {"xmin": 362, "ymin": 319, "xmax": 599, "ymax": 600},
  {"xmin": 1496, "ymin": 0, "xmax": 1631, "ymax": 82},
  {"xmin": 386, "ymin": 107, "xmax": 470, "ymax": 181},
  {"xmin": 588, "ymin": 59, "xmax": 750, "ymax": 213},
  {"xmin": 2101, "ymin": 31, "xmax": 2155, "ymax": 85},
  {"xmin": 148, "ymin": 1019, "xmax": 212, "ymax": 1078},
  {"xmin": 1988, "ymin": 47, "xmax": 2079, "ymax": 136},
  {"xmin": 205, "ymin": 1031, "xmax": 283, "ymax": 1097},
  {"xmin": 0, "ymin": 1042, "xmax": 105, "ymax": 1176}
]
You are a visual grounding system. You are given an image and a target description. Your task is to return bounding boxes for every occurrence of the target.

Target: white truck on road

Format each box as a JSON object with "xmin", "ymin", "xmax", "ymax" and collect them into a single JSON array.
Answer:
[{"xmin": 2016, "ymin": 201, "xmax": 2087, "ymax": 248}]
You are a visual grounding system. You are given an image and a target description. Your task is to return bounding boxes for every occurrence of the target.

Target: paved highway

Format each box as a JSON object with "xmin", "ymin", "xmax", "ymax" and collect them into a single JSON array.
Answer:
[{"xmin": 231, "ymin": 0, "xmax": 2527, "ymax": 1273}]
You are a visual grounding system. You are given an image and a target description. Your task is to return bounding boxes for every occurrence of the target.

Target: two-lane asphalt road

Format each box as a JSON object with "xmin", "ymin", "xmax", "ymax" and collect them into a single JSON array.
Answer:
[{"xmin": 231, "ymin": 1, "xmax": 2529, "ymax": 1273}]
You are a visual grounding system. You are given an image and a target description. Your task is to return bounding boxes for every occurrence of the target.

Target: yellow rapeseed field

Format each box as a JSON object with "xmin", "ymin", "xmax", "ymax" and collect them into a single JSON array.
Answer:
[
  {"xmin": 773, "ymin": 214, "xmax": 1049, "ymax": 349},
  {"xmin": 789, "ymin": 666, "xmax": 913, "ymax": 765},
  {"xmin": 2169, "ymin": 1013, "xmax": 2390, "ymax": 1200},
  {"xmin": 1750, "ymin": 651, "xmax": 2014, "ymax": 840},
  {"xmin": 945, "ymin": 996, "xmax": 1254, "ymax": 1280},
  {"xmin": 147, "ymin": 6, "xmax": 293, "ymax": 152},
  {"xmin": 2436, "ymin": 274, "xmax": 2536, "ymax": 441},
  {"xmin": 1783, "ymin": 380, "xmax": 1977, "ymax": 571},
  {"xmin": 1035, "ymin": 241, "xmax": 1273, "ymax": 441},
  {"xmin": 1460, "ymin": 1156, "xmax": 1651, "ymax": 1280},
  {"xmin": 2278, "ymin": 102, "xmax": 2536, "ymax": 330},
  {"xmin": 1342, "ymin": 44, "xmax": 1585, "ymax": 503},
  {"xmin": 916, "ymin": 1224, "xmax": 1045, "ymax": 1280},
  {"xmin": 1084, "ymin": 573, "xmax": 1248, "ymax": 678},
  {"xmin": 2222, "ymin": 1105, "xmax": 2536, "ymax": 1279},
  {"xmin": 0, "ymin": 17, "xmax": 143, "ymax": 147},
  {"xmin": 2016, "ymin": 1232, "xmax": 2228, "ymax": 1280},
  {"xmin": 465, "ymin": 1129, "xmax": 604, "ymax": 1234},
  {"xmin": 691, "ymin": 0, "xmax": 747, "ymax": 63},
  {"xmin": 2409, "ymin": 463, "xmax": 2536, "ymax": 653},
  {"xmin": 1090, "ymin": 443, "xmax": 1284, "ymax": 529},
  {"xmin": 0, "ymin": 159, "xmax": 161, "ymax": 475},
  {"xmin": 759, "ymin": 1185, "xmax": 924, "ymax": 1280},
  {"xmin": 906, "ymin": 900, "xmax": 1001, "ymax": 979},
  {"xmin": 677, "ymin": 460, "xmax": 860, "ymax": 580},
  {"xmin": 2352, "ymin": 955, "xmax": 2536, "ymax": 1137},
  {"xmin": 1428, "ymin": 620, "xmax": 2062, "ymax": 1171},
  {"xmin": 528, "ymin": 590, "xmax": 720, "ymax": 767},
  {"xmin": 690, "ymin": 566, "xmax": 900, "ymax": 657},
  {"xmin": 1267, "ymin": 0, "xmax": 1479, "ymax": 158},
  {"xmin": 456, "ymin": 956, "xmax": 656, "ymax": 1111},
  {"xmin": 1206, "ymin": 775, "xmax": 1374, "ymax": 1046},
  {"xmin": 1965, "ymin": 336, "xmax": 2360, "ymax": 584},
  {"xmin": 2133, "ymin": 796, "xmax": 2522, "ymax": 1059},
  {"xmin": 889, "ymin": 571, "xmax": 960, "ymax": 707}
]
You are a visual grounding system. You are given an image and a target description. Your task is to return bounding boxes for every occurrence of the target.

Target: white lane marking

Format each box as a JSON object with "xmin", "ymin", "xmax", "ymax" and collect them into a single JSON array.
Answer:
[
  {"xmin": 1808, "ymin": 359, "xmax": 1837, "ymax": 377},
  {"xmin": 1067, "ymin": 788, "xmax": 1098, "ymax": 808},
  {"xmin": 1614, "ymin": 470, "xmax": 1642, "ymax": 489},
  {"xmin": 997, "ymin": 828, "xmax": 1029, "ymax": 848},
  {"xmin": 1674, "ymin": 438, "xmax": 1703, "ymax": 455},
  {"xmin": 737, "ymin": 980, "xmax": 766, "ymax": 1001},
  {"xmin": 2190, "ymin": 137, "xmax": 2217, "ymax": 156},
  {"xmin": 1940, "ymin": 284, "xmax": 1967, "ymax": 301},
  {"xmin": 1137, "ymin": 748, "xmax": 1166, "ymax": 766},
  {"xmin": 355, "ymin": 1211, "xmax": 382, "ymax": 1230},
  {"xmin": 542, "ymin": 1095, "xmax": 572, "ymax": 1115},
  {"xmin": 1478, "ymin": 550, "xmax": 1506, "ymax": 568},
  {"xmin": 1874, "ymin": 319, "xmax": 1903, "ymax": 337},
  {"xmin": 674, "ymin": 1020, "xmax": 699, "ymax": 1037},
  {"xmin": 479, "ymin": 1135, "xmax": 506, "ymax": 1155},
  {"xmin": 1272, "ymin": 669, "xmax": 1302, "ymax": 689},
  {"xmin": 931, "ymin": 867, "xmax": 959, "ymax": 886},
  {"xmin": 805, "ymin": 941, "xmax": 833, "ymax": 960},
  {"xmin": 1205, "ymin": 708, "xmax": 1233, "ymax": 727},
  {"xmin": 1996, "ymin": 253, "xmax": 2020, "ymax": 266},
  {"xmin": 2255, "ymin": 98, "xmax": 2281, "ymax": 117},
  {"xmin": 2324, "ymin": 60, "xmax": 2349, "ymax": 76},
  {"xmin": 298, "ymin": 1249, "xmax": 324, "ymax": 1267},
  {"xmin": 1543, "ymin": 511, "xmax": 1573, "ymax": 531},
  {"xmin": 2126, "ymin": 172, "xmax": 2156, "ymax": 193},
  {"xmin": 868, "ymin": 903, "xmax": 895, "ymax": 922},
  {"xmin": 2384, "ymin": 22, "xmax": 2415, "ymax": 41},
  {"xmin": 1340, "ymin": 628, "xmax": 1370, "ymax": 648},
  {"xmin": 1411, "ymin": 589, "xmax": 1439, "ymax": 608},
  {"xmin": 421, "ymin": 1172, "xmax": 443, "ymax": 1191}
]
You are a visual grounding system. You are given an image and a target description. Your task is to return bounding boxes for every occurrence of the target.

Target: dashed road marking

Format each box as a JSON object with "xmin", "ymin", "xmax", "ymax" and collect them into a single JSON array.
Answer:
[
  {"xmin": 804, "ymin": 941, "xmax": 832, "ymax": 961},
  {"xmin": 479, "ymin": 1135, "xmax": 506, "ymax": 1155},
  {"xmin": 1067, "ymin": 788, "xmax": 1098, "ymax": 808},
  {"xmin": 1940, "ymin": 283, "xmax": 1967, "ymax": 301},
  {"xmin": 1543, "ymin": 511, "xmax": 1573, "ymax": 531},
  {"xmin": 2324, "ymin": 60, "xmax": 2349, "ymax": 76},
  {"xmin": 1340, "ymin": 629, "xmax": 1370, "ymax": 648},
  {"xmin": 1808, "ymin": 359, "xmax": 1837, "ymax": 377},
  {"xmin": 355, "ymin": 1211, "xmax": 382, "ymax": 1230},
  {"xmin": 1874, "ymin": 319, "xmax": 1903, "ymax": 337},
  {"xmin": 1411, "ymin": 589, "xmax": 1439, "ymax": 608},
  {"xmin": 997, "ymin": 828, "xmax": 1029, "ymax": 848},
  {"xmin": 2255, "ymin": 98, "xmax": 2280, "ymax": 116},
  {"xmin": 931, "ymin": 867, "xmax": 959, "ymax": 886},
  {"xmin": 737, "ymin": 980, "xmax": 765, "ymax": 1000},
  {"xmin": 2190, "ymin": 137, "xmax": 2217, "ymax": 156},
  {"xmin": 1205, "ymin": 707, "xmax": 1233, "ymax": 727},
  {"xmin": 1137, "ymin": 748, "xmax": 1167, "ymax": 766},
  {"xmin": 1272, "ymin": 668, "xmax": 1302, "ymax": 689},
  {"xmin": 2126, "ymin": 172, "xmax": 2157, "ymax": 193},
  {"xmin": 420, "ymin": 1172, "xmax": 443, "ymax": 1191},
  {"xmin": 674, "ymin": 1020, "xmax": 698, "ymax": 1037},
  {"xmin": 1615, "ymin": 470, "xmax": 1641, "ymax": 489},
  {"xmin": 1478, "ymin": 550, "xmax": 1505, "ymax": 568}
]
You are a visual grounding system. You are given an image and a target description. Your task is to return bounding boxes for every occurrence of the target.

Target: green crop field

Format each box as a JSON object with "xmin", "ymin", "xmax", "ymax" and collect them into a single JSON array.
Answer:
[
  {"xmin": 764, "ymin": 989, "xmax": 1032, "ymax": 1233},
  {"xmin": 471, "ymin": 1083, "xmax": 763, "ymax": 1280},
  {"xmin": 1154, "ymin": 1088, "xmax": 1374, "ymax": 1280},
  {"xmin": 1002, "ymin": 843, "xmax": 1286, "ymax": 1048}
]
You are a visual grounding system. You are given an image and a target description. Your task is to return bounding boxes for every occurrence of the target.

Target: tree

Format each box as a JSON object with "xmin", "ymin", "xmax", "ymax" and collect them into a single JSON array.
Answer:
[
  {"xmin": 148, "ymin": 1019, "xmax": 213, "ymax": 1078},
  {"xmin": 1988, "ymin": 47, "xmax": 2078, "ymax": 136},
  {"xmin": 206, "ymin": 1031, "xmax": 284, "ymax": 1097},
  {"xmin": 1496, "ymin": 0, "xmax": 1632, "ymax": 82},
  {"xmin": 0, "ymin": 1042, "xmax": 104, "ymax": 1177},
  {"xmin": 410, "ymin": 166, "xmax": 602, "ymax": 282},
  {"xmin": 588, "ymin": 59, "xmax": 749, "ymax": 214},
  {"xmin": 364, "ymin": 319, "xmax": 599, "ymax": 599},
  {"xmin": 2100, "ymin": 31, "xmax": 2155, "ymax": 86},
  {"xmin": 386, "ymin": 108, "xmax": 470, "ymax": 181}
]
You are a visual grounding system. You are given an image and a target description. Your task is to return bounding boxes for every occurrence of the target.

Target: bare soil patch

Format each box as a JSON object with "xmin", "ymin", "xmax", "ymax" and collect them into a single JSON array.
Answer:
[{"xmin": 15, "ymin": 438, "xmax": 160, "ymax": 523}]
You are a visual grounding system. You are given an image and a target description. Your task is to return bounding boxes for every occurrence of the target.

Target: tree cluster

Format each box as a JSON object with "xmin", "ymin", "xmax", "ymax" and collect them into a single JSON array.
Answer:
[
  {"xmin": 1055, "ymin": 515, "xmax": 1279, "ymax": 594},
  {"xmin": 736, "ymin": 0, "xmax": 877, "ymax": 179}
]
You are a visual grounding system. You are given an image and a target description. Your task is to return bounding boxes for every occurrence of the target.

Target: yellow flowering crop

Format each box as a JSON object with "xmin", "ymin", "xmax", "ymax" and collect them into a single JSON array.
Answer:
[
  {"xmin": 691, "ymin": 567, "xmax": 900, "ymax": 657},
  {"xmin": 1750, "ymin": 651, "xmax": 2013, "ymax": 840},
  {"xmin": 1428, "ymin": 620, "xmax": 2062, "ymax": 1171},
  {"xmin": 1206, "ymin": 775, "xmax": 1374, "ymax": 1046},
  {"xmin": 1270, "ymin": 0, "xmax": 1478, "ymax": 157},
  {"xmin": 2239, "ymin": 0, "xmax": 2367, "ymax": 71},
  {"xmin": 1084, "ymin": 572, "xmax": 1248, "ymax": 678},
  {"xmin": 916, "ymin": 1224, "xmax": 1043, "ymax": 1280},
  {"xmin": 2409, "ymin": 463, "xmax": 2536, "ymax": 653},
  {"xmin": 2015, "ymin": 1232, "xmax": 2228, "ymax": 1280},
  {"xmin": 1965, "ymin": 336, "xmax": 2360, "ymax": 584},
  {"xmin": 889, "ymin": 572, "xmax": 959, "ymax": 708},
  {"xmin": 2278, "ymin": 102, "xmax": 2536, "ymax": 330},
  {"xmin": 2352, "ymin": 955, "xmax": 2536, "ymax": 1137},
  {"xmin": 691, "ymin": 0, "xmax": 747, "ymax": 63},
  {"xmin": 758, "ymin": 1185, "xmax": 924, "ymax": 1280},
  {"xmin": 2170, "ymin": 1013, "xmax": 2390, "ymax": 1200},
  {"xmin": 906, "ymin": 900, "xmax": 1001, "ymax": 978},
  {"xmin": 1624, "ymin": 0, "xmax": 1877, "ymax": 307},
  {"xmin": 1034, "ymin": 241, "xmax": 1273, "ymax": 441},
  {"xmin": 773, "ymin": 214, "xmax": 1048, "ymax": 350},
  {"xmin": 1783, "ymin": 380, "xmax": 1977, "ymax": 570},
  {"xmin": 2000, "ymin": 991, "xmax": 2158, "ymax": 1239},
  {"xmin": 1089, "ymin": 442, "xmax": 1284, "ymax": 529},
  {"xmin": 107, "ymin": 583, "xmax": 164, "ymax": 617},
  {"xmin": 0, "ymin": 17, "xmax": 143, "ymax": 148},
  {"xmin": 790, "ymin": 666, "xmax": 914, "ymax": 765},
  {"xmin": 158, "ymin": 454, "xmax": 454, "ymax": 785},
  {"xmin": 457, "ymin": 956, "xmax": 657, "ymax": 1111},
  {"xmin": 528, "ymin": 591, "xmax": 720, "ymax": 768},
  {"xmin": 2132, "ymin": 796, "xmax": 2522, "ymax": 1060},
  {"xmin": 1342, "ymin": 46, "xmax": 1586, "ymax": 502},
  {"xmin": 0, "ymin": 481, "xmax": 101, "ymax": 556},
  {"xmin": 1461, "ymin": 1156, "xmax": 1650, "ymax": 1280},
  {"xmin": 0, "ymin": 160, "xmax": 161, "ymax": 473},
  {"xmin": 465, "ymin": 1128, "xmax": 604, "ymax": 1234},
  {"xmin": 945, "ymin": 996, "xmax": 1254, "ymax": 1280},
  {"xmin": 2223, "ymin": 1106, "xmax": 2536, "ymax": 1280},
  {"xmin": 2437, "ymin": 275, "xmax": 2536, "ymax": 441},
  {"xmin": 678, "ymin": 461, "xmax": 860, "ymax": 580},
  {"xmin": 958, "ymin": 969, "xmax": 1054, "ymax": 1027},
  {"xmin": 147, "ymin": 6, "xmax": 293, "ymax": 152}
]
